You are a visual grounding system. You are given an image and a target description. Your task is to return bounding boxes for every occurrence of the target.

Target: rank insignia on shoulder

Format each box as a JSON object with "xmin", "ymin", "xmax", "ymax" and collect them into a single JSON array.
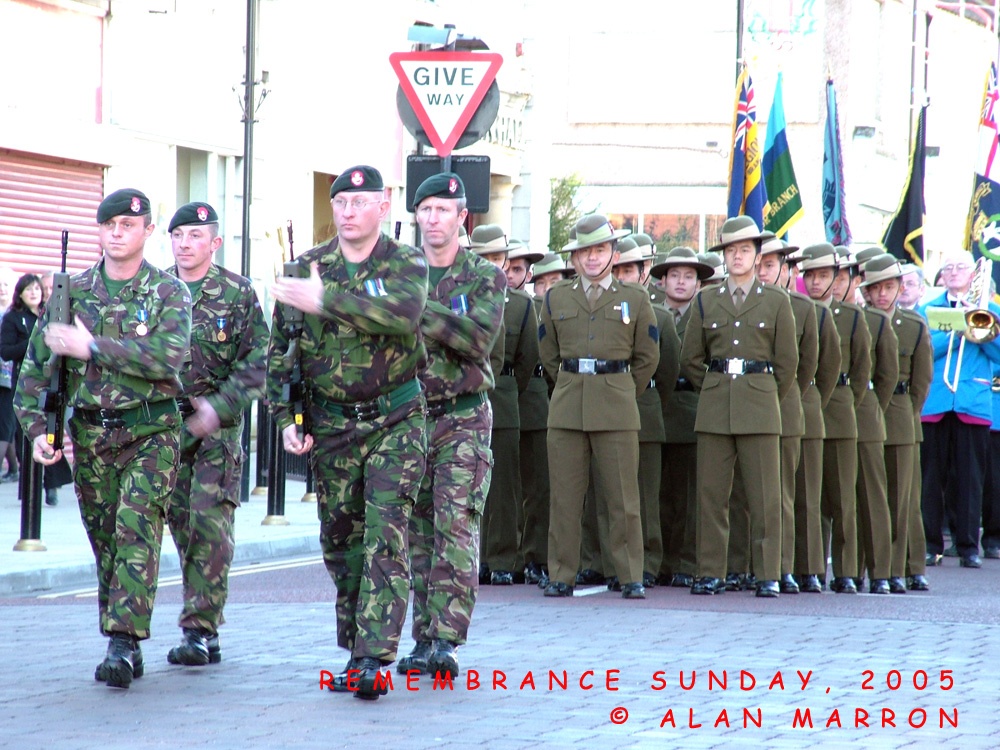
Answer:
[
  {"xmin": 451, "ymin": 294, "xmax": 469, "ymax": 315},
  {"xmin": 364, "ymin": 278, "xmax": 388, "ymax": 297}
]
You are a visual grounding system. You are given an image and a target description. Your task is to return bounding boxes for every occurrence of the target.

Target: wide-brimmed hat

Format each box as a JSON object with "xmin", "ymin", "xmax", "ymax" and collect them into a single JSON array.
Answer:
[
  {"xmin": 860, "ymin": 253, "xmax": 905, "ymax": 287},
  {"xmin": 834, "ymin": 245, "xmax": 859, "ymax": 270},
  {"xmin": 470, "ymin": 224, "xmax": 512, "ymax": 254},
  {"xmin": 532, "ymin": 252, "xmax": 575, "ymax": 278},
  {"xmin": 796, "ymin": 243, "xmax": 839, "ymax": 271},
  {"xmin": 698, "ymin": 251, "xmax": 727, "ymax": 282},
  {"xmin": 559, "ymin": 213, "xmax": 630, "ymax": 252},
  {"xmin": 854, "ymin": 246, "xmax": 885, "ymax": 271},
  {"xmin": 633, "ymin": 233, "xmax": 655, "ymax": 250},
  {"xmin": 507, "ymin": 241, "xmax": 544, "ymax": 264},
  {"xmin": 708, "ymin": 215, "xmax": 765, "ymax": 253},
  {"xmin": 649, "ymin": 246, "xmax": 714, "ymax": 280}
]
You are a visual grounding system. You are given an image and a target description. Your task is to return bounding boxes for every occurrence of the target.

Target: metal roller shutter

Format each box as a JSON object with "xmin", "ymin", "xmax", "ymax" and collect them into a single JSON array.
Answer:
[{"xmin": 0, "ymin": 149, "xmax": 104, "ymax": 275}]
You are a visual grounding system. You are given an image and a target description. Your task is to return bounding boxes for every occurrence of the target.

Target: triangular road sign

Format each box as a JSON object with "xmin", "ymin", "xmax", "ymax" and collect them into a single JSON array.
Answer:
[{"xmin": 390, "ymin": 51, "xmax": 503, "ymax": 157}]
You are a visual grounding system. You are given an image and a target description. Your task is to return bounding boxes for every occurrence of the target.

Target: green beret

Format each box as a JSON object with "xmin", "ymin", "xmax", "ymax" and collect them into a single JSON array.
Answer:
[
  {"xmin": 97, "ymin": 188, "xmax": 150, "ymax": 223},
  {"xmin": 414, "ymin": 172, "xmax": 466, "ymax": 207},
  {"xmin": 168, "ymin": 201, "xmax": 219, "ymax": 233},
  {"xmin": 330, "ymin": 165, "xmax": 384, "ymax": 198}
]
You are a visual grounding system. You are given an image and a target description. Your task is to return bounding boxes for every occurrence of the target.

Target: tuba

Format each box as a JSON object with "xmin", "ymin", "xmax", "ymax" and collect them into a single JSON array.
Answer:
[{"xmin": 943, "ymin": 258, "xmax": 1000, "ymax": 392}]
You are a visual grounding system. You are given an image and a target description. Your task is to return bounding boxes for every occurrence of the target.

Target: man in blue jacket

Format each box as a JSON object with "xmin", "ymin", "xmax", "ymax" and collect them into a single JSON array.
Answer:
[{"xmin": 918, "ymin": 249, "xmax": 1000, "ymax": 570}]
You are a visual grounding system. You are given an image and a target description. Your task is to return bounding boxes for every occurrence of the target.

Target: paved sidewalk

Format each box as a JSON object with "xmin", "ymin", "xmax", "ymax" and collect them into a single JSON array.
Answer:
[{"xmin": 0, "ymin": 450, "xmax": 319, "ymax": 595}]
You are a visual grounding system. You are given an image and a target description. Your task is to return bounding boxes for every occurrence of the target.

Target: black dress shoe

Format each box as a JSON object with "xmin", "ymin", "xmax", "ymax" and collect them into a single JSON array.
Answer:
[
  {"xmin": 426, "ymin": 640, "xmax": 460, "ymax": 679},
  {"xmin": 575, "ymin": 568, "xmax": 604, "ymax": 585},
  {"xmin": 944, "ymin": 544, "xmax": 959, "ymax": 557},
  {"xmin": 490, "ymin": 570, "xmax": 514, "ymax": 585},
  {"xmin": 852, "ymin": 577, "xmax": 865, "ymax": 590},
  {"xmin": 779, "ymin": 573, "xmax": 799, "ymax": 594},
  {"xmin": 329, "ymin": 657, "xmax": 360, "ymax": 691},
  {"xmin": 478, "ymin": 564, "xmax": 491, "ymax": 585},
  {"xmin": 925, "ymin": 552, "xmax": 943, "ymax": 567},
  {"xmin": 543, "ymin": 581, "xmax": 574, "ymax": 597},
  {"xmin": 606, "ymin": 576, "xmax": 621, "ymax": 592},
  {"xmin": 621, "ymin": 582, "xmax": 646, "ymax": 599},
  {"xmin": 984, "ymin": 547, "xmax": 1000, "ymax": 560},
  {"xmin": 960, "ymin": 554, "xmax": 982, "ymax": 568},
  {"xmin": 691, "ymin": 577, "xmax": 725, "ymax": 595},
  {"xmin": 869, "ymin": 579, "xmax": 890, "ymax": 595},
  {"xmin": 755, "ymin": 580, "xmax": 779, "ymax": 598},
  {"xmin": 797, "ymin": 574, "xmax": 823, "ymax": 593},
  {"xmin": 642, "ymin": 571, "xmax": 657, "ymax": 588},
  {"xmin": 907, "ymin": 574, "xmax": 930, "ymax": 591},
  {"xmin": 396, "ymin": 641, "xmax": 432, "ymax": 675},
  {"xmin": 167, "ymin": 627, "xmax": 210, "ymax": 666},
  {"xmin": 830, "ymin": 576, "xmax": 858, "ymax": 594},
  {"xmin": 670, "ymin": 572, "xmax": 694, "ymax": 588},
  {"xmin": 95, "ymin": 639, "xmax": 143, "ymax": 682},
  {"xmin": 536, "ymin": 569, "xmax": 550, "ymax": 589},
  {"xmin": 724, "ymin": 572, "xmax": 748, "ymax": 591},
  {"xmin": 353, "ymin": 657, "xmax": 390, "ymax": 701},
  {"xmin": 523, "ymin": 562, "xmax": 545, "ymax": 585},
  {"xmin": 888, "ymin": 576, "xmax": 906, "ymax": 594}
]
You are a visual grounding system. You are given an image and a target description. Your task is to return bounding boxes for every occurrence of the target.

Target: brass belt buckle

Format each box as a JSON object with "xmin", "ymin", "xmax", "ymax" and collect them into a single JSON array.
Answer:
[
  {"xmin": 579, "ymin": 358, "xmax": 597, "ymax": 375},
  {"xmin": 726, "ymin": 358, "xmax": 745, "ymax": 375}
]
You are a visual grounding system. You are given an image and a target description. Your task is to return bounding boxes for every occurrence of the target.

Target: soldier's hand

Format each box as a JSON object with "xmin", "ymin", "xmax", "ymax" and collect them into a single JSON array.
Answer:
[
  {"xmin": 282, "ymin": 423, "xmax": 314, "ymax": 455},
  {"xmin": 186, "ymin": 397, "xmax": 221, "ymax": 438},
  {"xmin": 44, "ymin": 319, "xmax": 95, "ymax": 360},
  {"xmin": 31, "ymin": 434, "xmax": 63, "ymax": 465},
  {"xmin": 273, "ymin": 262, "xmax": 323, "ymax": 316}
]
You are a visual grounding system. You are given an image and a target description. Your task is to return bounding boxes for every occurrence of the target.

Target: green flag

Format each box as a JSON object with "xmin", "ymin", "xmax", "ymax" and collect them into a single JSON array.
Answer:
[{"xmin": 763, "ymin": 72, "xmax": 804, "ymax": 238}]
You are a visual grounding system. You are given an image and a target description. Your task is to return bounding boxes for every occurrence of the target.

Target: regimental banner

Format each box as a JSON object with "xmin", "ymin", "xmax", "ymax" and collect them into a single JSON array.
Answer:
[
  {"xmin": 883, "ymin": 105, "xmax": 927, "ymax": 266},
  {"xmin": 727, "ymin": 63, "xmax": 768, "ymax": 228},
  {"xmin": 762, "ymin": 71, "xmax": 804, "ymax": 238},
  {"xmin": 822, "ymin": 78, "xmax": 852, "ymax": 246},
  {"xmin": 966, "ymin": 62, "xmax": 1000, "ymax": 298}
]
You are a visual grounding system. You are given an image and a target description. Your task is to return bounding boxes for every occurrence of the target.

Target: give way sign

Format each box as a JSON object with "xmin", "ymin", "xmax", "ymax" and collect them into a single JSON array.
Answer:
[{"xmin": 389, "ymin": 50, "xmax": 503, "ymax": 157}]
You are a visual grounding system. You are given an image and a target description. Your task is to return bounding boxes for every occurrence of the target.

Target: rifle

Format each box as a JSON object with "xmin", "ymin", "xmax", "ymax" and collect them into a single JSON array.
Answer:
[
  {"xmin": 279, "ymin": 220, "xmax": 308, "ymax": 439},
  {"xmin": 43, "ymin": 230, "xmax": 71, "ymax": 451}
]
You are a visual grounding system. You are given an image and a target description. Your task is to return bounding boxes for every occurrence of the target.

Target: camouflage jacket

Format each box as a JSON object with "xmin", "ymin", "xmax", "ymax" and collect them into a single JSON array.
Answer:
[
  {"xmin": 266, "ymin": 233, "xmax": 428, "ymax": 431},
  {"xmin": 168, "ymin": 262, "xmax": 268, "ymax": 429},
  {"xmin": 420, "ymin": 248, "xmax": 506, "ymax": 401},
  {"xmin": 15, "ymin": 258, "xmax": 192, "ymax": 441}
]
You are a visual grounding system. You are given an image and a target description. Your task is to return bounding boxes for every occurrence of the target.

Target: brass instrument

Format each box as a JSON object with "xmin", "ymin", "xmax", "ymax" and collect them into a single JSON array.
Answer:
[{"xmin": 943, "ymin": 258, "xmax": 1000, "ymax": 392}]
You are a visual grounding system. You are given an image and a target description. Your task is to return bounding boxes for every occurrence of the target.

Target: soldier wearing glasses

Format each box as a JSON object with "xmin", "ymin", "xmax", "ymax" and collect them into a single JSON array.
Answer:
[{"xmin": 679, "ymin": 216, "xmax": 798, "ymax": 598}]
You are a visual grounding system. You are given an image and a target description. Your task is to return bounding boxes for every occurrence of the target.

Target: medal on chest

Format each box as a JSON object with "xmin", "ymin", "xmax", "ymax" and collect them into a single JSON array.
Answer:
[
  {"xmin": 135, "ymin": 308, "xmax": 148, "ymax": 337},
  {"xmin": 620, "ymin": 301, "xmax": 631, "ymax": 325},
  {"xmin": 216, "ymin": 317, "xmax": 227, "ymax": 342}
]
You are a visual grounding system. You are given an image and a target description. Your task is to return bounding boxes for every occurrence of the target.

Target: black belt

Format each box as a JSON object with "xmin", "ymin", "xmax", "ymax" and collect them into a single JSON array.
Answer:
[
  {"xmin": 78, "ymin": 399, "xmax": 179, "ymax": 429},
  {"xmin": 894, "ymin": 380, "xmax": 911, "ymax": 395},
  {"xmin": 426, "ymin": 391, "xmax": 488, "ymax": 420},
  {"xmin": 532, "ymin": 364, "xmax": 545, "ymax": 378},
  {"xmin": 560, "ymin": 358, "xmax": 630, "ymax": 374},
  {"xmin": 708, "ymin": 358, "xmax": 773, "ymax": 375},
  {"xmin": 836, "ymin": 373, "xmax": 851, "ymax": 386},
  {"xmin": 312, "ymin": 378, "xmax": 421, "ymax": 422},
  {"xmin": 674, "ymin": 377, "xmax": 695, "ymax": 392},
  {"xmin": 500, "ymin": 363, "xmax": 515, "ymax": 377}
]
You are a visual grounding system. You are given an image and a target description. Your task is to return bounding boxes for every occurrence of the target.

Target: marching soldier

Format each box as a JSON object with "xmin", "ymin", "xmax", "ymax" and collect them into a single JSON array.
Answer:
[
  {"xmin": 862, "ymin": 253, "xmax": 933, "ymax": 592},
  {"xmin": 165, "ymin": 202, "xmax": 268, "ymax": 665},
  {"xmin": 680, "ymin": 216, "xmax": 798, "ymax": 598},
  {"xmin": 649, "ymin": 247, "xmax": 714, "ymax": 587},
  {"xmin": 472, "ymin": 225, "xmax": 538, "ymax": 585},
  {"xmin": 698, "ymin": 252, "xmax": 727, "ymax": 289},
  {"xmin": 539, "ymin": 213, "xmax": 659, "ymax": 599},
  {"xmin": 16, "ymin": 188, "xmax": 191, "ymax": 688},
  {"xmin": 399, "ymin": 173, "xmax": 505, "ymax": 680}
]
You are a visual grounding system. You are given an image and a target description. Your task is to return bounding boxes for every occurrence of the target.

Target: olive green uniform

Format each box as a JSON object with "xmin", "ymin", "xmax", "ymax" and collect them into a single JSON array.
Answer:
[{"xmin": 518, "ymin": 296, "xmax": 550, "ymax": 574}]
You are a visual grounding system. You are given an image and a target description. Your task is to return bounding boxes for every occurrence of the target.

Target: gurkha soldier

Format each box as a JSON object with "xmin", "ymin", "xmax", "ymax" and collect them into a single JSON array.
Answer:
[
  {"xmin": 863, "ymin": 253, "xmax": 933, "ymax": 592},
  {"xmin": 268, "ymin": 165, "xmax": 429, "ymax": 701},
  {"xmin": 649, "ymin": 247, "xmax": 714, "ymax": 588},
  {"xmin": 399, "ymin": 173, "xmax": 505, "ymax": 680},
  {"xmin": 16, "ymin": 188, "xmax": 191, "ymax": 688},
  {"xmin": 472, "ymin": 225, "xmax": 538, "ymax": 586},
  {"xmin": 849, "ymin": 247, "xmax": 898, "ymax": 594},
  {"xmin": 539, "ymin": 214, "xmax": 659, "ymax": 599},
  {"xmin": 791, "ymin": 246, "xmax": 842, "ymax": 593},
  {"xmin": 165, "ymin": 202, "xmax": 268, "ymax": 665},
  {"xmin": 698, "ymin": 252, "xmax": 727, "ymax": 289},
  {"xmin": 632, "ymin": 233, "xmax": 662, "ymax": 306},
  {"xmin": 505, "ymin": 244, "xmax": 551, "ymax": 586}
]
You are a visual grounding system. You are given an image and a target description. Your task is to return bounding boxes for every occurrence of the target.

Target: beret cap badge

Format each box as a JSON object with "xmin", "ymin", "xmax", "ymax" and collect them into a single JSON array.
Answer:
[
  {"xmin": 197, "ymin": 206, "xmax": 209, "ymax": 222},
  {"xmin": 130, "ymin": 197, "xmax": 142, "ymax": 213}
]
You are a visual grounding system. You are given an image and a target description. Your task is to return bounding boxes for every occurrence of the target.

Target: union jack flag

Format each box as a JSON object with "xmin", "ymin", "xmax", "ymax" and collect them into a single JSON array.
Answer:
[{"xmin": 726, "ymin": 64, "xmax": 767, "ymax": 226}]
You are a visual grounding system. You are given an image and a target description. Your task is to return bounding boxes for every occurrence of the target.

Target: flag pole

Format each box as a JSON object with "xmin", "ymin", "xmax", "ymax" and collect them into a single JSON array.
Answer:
[{"xmin": 736, "ymin": 0, "xmax": 745, "ymax": 83}]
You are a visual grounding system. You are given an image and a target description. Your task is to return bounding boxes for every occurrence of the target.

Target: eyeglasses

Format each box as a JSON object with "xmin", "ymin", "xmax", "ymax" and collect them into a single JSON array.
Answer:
[
  {"xmin": 941, "ymin": 264, "xmax": 971, "ymax": 274},
  {"xmin": 332, "ymin": 198, "xmax": 383, "ymax": 211}
]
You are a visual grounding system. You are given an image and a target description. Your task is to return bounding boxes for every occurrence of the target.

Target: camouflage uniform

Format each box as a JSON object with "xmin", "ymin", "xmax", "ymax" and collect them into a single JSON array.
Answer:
[
  {"xmin": 266, "ymin": 233, "xmax": 428, "ymax": 663},
  {"xmin": 166, "ymin": 262, "xmax": 268, "ymax": 635},
  {"xmin": 15, "ymin": 260, "xmax": 191, "ymax": 640},
  {"xmin": 410, "ymin": 249, "xmax": 505, "ymax": 646}
]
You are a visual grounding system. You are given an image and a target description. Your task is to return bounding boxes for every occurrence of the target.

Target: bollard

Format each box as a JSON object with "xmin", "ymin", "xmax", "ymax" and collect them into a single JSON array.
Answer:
[
  {"xmin": 261, "ymin": 413, "xmax": 289, "ymax": 525},
  {"xmin": 251, "ymin": 400, "xmax": 269, "ymax": 496},
  {"xmin": 301, "ymin": 460, "xmax": 317, "ymax": 502},
  {"xmin": 240, "ymin": 406, "xmax": 252, "ymax": 503},
  {"xmin": 13, "ymin": 434, "xmax": 46, "ymax": 552}
]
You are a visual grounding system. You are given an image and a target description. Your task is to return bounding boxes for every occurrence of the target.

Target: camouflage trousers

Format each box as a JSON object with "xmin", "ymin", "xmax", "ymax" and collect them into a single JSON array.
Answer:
[
  {"xmin": 313, "ymin": 401, "xmax": 427, "ymax": 663},
  {"xmin": 410, "ymin": 400, "xmax": 493, "ymax": 645},
  {"xmin": 165, "ymin": 427, "xmax": 242, "ymax": 634},
  {"xmin": 70, "ymin": 417, "xmax": 181, "ymax": 640}
]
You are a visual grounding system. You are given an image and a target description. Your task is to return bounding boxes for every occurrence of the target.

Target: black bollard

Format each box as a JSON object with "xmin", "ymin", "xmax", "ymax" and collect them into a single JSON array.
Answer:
[
  {"xmin": 302, "ymin": 459, "xmax": 317, "ymax": 503},
  {"xmin": 262, "ymin": 411, "xmax": 288, "ymax": 525},
  {"xmin": 13, "ymin": 433, "xmax": 46, "ymax": 552},
  {"xmin": 240, "ymin": 406, "xmax": 252, "ymax": 503},
  {"xmin": 252, "ymin": 400, "xmax": 269, "ymax": 495}
]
